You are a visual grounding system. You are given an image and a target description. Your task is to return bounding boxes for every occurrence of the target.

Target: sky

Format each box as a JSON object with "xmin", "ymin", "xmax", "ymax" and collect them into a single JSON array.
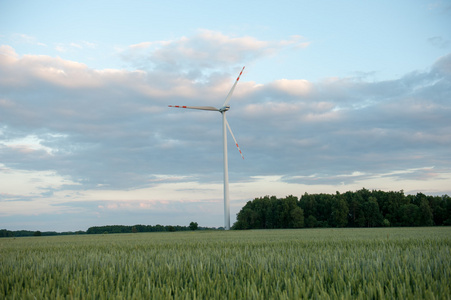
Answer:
[{"xmin": 1, "ymin": 0, "xmax": 450, "ymax": 231}]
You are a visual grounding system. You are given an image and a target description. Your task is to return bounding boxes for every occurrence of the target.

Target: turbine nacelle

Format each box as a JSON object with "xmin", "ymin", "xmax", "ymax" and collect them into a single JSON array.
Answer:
[{"xmin": 219, "ymin": 105, "xmax": 230, "ymax": 112}]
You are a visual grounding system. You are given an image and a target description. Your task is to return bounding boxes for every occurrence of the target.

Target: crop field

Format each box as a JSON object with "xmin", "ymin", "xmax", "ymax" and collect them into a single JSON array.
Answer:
[{"xmin": 1, "ymin": 227, "xmax": 450, "ymax": 299}]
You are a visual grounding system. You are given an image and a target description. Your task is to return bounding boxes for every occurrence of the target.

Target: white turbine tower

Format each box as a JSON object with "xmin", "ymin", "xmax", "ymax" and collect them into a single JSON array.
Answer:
[{"xmin": 169, "ymin": 67, "xmax": 245, "ymax": 230}]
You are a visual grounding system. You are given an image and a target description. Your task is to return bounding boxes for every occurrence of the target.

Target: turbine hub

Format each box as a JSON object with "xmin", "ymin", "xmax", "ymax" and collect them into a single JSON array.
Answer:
[{"xmin": 219, "ymin": 105, "xmax": 230, "ymax": 112}]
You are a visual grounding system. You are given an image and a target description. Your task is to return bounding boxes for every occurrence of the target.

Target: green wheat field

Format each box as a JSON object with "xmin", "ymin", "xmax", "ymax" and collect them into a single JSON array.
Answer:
[{"xmin": 1, "ymin": 227, "xmax": 450, "ymax": 299}]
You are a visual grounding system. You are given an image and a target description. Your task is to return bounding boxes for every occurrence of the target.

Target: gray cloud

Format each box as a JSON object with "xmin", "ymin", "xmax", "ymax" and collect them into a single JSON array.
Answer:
[
  {"xmin": 428, "ymin": 36, "xmax": 450, "ymax": 49},
  {"xmin": 1, "ymin": 42, "xmax": 450, "ymax": 202}
]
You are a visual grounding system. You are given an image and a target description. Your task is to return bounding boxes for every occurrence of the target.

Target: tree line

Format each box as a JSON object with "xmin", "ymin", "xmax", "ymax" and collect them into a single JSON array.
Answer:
[
  {"xmin": 0, "ymin": 229, "xmax": 86, "ymax": 238},
  {"xmin": 1, "ymin": 223, "xmax": 211, "ymax": 238},
  {"xmin": 232, "ymin": 189, "xmax": 451, "ymax": 229},
  {"xmin": 86, "ymin": 223, "xmax": 207, "ymax": 234}
]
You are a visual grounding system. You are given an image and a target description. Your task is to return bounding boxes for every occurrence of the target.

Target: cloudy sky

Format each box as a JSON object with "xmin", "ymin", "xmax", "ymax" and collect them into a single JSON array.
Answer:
[{"xmin": 1, "ymin": 1, "xmax": 450, "ymax": 231}]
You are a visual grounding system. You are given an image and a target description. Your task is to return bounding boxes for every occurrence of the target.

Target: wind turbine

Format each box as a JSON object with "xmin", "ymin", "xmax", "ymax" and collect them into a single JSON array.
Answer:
[{"xmin": 169, "ymin": 67, "xmax": 245, "ymax": 230}]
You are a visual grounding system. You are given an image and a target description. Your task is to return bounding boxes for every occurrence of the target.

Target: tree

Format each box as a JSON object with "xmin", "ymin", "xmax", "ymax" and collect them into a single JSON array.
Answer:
[
  {"xmin": 400, "ymin": 204, "xmax": 420, "ymax": 226},
  {"xmin": 315, "ymin": 194, "xmax": 332, "ymax": 227},
  {"xmin": 0, "ymin": 229, "xmax": 14, "ymax": 237},
  {"xmin": 233, "ymin": 195, "xmax": 304, "ymax": 229},
  {"xmin": 385, "ymin": 190, "xmax": 407, "ymax": 226},
  {"xmin": 305, "ymin": 215, "xmax": 317, "ymax": 228},
  {"xmin": 235, "ymin": 206, "xmax": 259, "ymax": 229},
  {"xmin": 344, "ymin": 191, "xmax": 362, "ymax": 227},
  {"xmin": 189, "ymin": 222, "xmax": 198, "ymax": 231},
  {"xmin": 445, "ymin": 195, "xmax": 451, "ymax": 225},
  {"xmin": 281, "ymin": 195, "xmax": 299, "ymax": 228},
  {"xmin": 265, "ymin": 196, "xmax": 279, "ymax": 229},
  {"xmin": 363, "ymin": 197, "xmax": 383, "ymax": 227},
  {"xmin": 331, "ymin": 193, "xmax": 349, "ymax": 227},
  {"xmin": 33, "ymin": 231, "xmax": 42, "ymax": 236},
  {"xmin": 252, "ymin": 197, "xmax": 269, "ymax": 228},
  {"xmin": 429, "ymin": 195, "xmax": 447, "ymax": 225},
  {"xmin": 356, "ymin": 210, "xmax": 366, "ymax": 227},
  {"xmin": 290, "ymin": 206, "xmax": 304, "ymax": 228},
  {"xmin": 417, "ymin": 194, "xmax": 433, "ymax": 226},
  {"xmin": 300, "ymin": 193, "xmax": 317, "ymax": 220}
]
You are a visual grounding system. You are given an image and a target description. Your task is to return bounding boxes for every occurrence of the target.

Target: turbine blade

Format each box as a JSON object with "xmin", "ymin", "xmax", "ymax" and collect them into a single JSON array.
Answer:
[
  {"xmin": 222, "ymin": 66, "xmax": 245, "ymax": 107},
  {"xmin": 168, "ymin": 105, "xmax": 219, "ymax": 111},
  {"xmin": 226, "ymin": 119, "xmax": 244, "ymax": 159}
]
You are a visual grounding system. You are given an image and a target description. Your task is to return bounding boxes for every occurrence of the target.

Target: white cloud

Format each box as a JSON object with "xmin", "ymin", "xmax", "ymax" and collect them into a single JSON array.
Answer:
[
  {"xmin": 119, "ymin": 30, "xmax": 311, "ymax": 74},
  {"xmin": 55, "ymin": 41, "xmax": 97, "ymax": 53},
  {"xmin": 0, "ymin": 164, "xmax": 78, "ymax": 199},
  {"xmin": 270, "ymin": 79, "xmax": 312, "ymax": 96},
  {"xmin": 11, "ymin": 34, "xmax": 47, "ymax": 47}
]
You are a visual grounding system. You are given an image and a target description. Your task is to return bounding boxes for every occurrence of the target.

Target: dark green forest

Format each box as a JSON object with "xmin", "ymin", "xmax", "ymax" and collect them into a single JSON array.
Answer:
[
  {"xmin": 0, "ymin": 229, "xmax": 86, "ymax": 238},
  {"xmin": 86, "ymin": 223, "xmax": 208, "ymax": 234},
  {"xmin": 232, "ymin": 189, "xmax": 451, "ymax": 229},
  {"xmin": 0, "ymin": 223, "xmax": 212, "ymax": 238}
]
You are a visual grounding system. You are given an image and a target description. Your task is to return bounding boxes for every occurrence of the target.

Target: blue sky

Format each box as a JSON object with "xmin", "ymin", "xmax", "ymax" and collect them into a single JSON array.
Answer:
[{"xmin": 1, "ymin": 0, "xmax": 450, "ymax": 231}]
